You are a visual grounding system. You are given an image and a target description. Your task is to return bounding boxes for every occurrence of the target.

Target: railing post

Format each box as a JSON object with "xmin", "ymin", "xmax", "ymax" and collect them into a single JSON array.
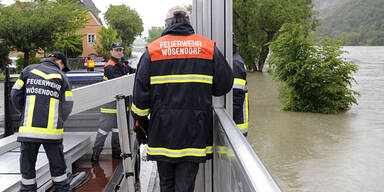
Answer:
[
  {"xmin": 116, "ymin": 95, "xmax": 136, "ymax": 191},
  {"xmin": 4, "ymin": 67, "xmax": 13, "ymax": 137}
]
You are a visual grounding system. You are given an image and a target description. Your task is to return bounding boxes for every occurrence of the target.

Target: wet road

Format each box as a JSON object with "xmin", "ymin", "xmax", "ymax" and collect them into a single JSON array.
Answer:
[{"xmin": 247, "ymin": 46, "xmax": 384, "ymax": 192}]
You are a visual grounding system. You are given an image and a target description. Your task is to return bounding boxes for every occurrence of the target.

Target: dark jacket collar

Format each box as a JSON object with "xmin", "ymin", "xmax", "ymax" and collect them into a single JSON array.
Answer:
[
  {"xmin": 41, "ymin": 59, "xmax": 60, "ymax": 70},
  {"xmin": 110, "ymin": 56, "xmax": 120, "ymax": 63},
  {"xmin": 161, "ymin": 23, "xmax": 195, "ymax": 36}
]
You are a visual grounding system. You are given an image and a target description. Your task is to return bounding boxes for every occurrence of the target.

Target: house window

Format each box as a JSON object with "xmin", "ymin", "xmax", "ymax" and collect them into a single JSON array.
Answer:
[{"xmin": 88, "ymin": 34, "xmax": 96, "ymax": 44}]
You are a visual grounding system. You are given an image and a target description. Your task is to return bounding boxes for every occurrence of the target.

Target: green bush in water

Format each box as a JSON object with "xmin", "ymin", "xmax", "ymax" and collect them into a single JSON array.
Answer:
[{"xmin": 270, "ymin": 23, "xmax": 359, "ymax": 114}]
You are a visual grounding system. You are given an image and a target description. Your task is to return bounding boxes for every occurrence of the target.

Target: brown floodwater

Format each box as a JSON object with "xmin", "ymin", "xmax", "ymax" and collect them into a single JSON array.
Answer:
[{"xmin": 246, "ymin": 46, "xmax": 384, "ymax": 192}]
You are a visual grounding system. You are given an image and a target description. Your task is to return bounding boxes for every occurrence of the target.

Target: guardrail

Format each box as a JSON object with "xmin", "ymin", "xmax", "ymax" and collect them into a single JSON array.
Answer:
[{"xmin": 211, "ymin": 108, "xmax": 282, "ymax": 192}]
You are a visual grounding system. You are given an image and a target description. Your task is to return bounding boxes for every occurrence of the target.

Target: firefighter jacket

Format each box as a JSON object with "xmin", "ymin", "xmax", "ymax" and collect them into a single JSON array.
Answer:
[
  {"xmin": 131, "ymin": 23, "xmax": 233, "ymax": 163},
  {"xmin": 103, "ymin": 56, "xmax": 135, "ymax": 81},
  {"xmin": 11, "ymin": 59, "xmax": 74, "ymax": 143},
  {"xmin": 101, "ymin": 57, "xmax": 135, "ymax": 113},
  {"xmin": 233, "ymin": 47, "xmax": 249, "ymax": 135}
]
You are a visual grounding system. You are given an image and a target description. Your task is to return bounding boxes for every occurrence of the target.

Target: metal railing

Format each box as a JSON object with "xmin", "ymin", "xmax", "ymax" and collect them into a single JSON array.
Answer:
[
  {"xmin": 68, "ymin": 74, "xmax": 281, "ymax": 191},
  {"xmin": 212, "ymin": 108, "xmax": 281, "ymax": 192}
]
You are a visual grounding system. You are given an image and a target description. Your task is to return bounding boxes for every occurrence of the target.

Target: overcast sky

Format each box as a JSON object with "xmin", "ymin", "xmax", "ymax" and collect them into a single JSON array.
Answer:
[{"xmin": 1, "ymin": 0, "xmax": 192, "ymax": 37}]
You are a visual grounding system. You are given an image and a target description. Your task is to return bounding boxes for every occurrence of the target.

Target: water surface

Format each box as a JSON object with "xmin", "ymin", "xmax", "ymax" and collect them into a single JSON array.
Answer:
[{"xmin": 247, "ymin": 46, "xmax": 384, "ymax": 192}]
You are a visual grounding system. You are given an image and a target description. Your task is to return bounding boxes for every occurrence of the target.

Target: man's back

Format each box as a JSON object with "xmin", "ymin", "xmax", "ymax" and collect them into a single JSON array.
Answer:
[
  {"xmin": 132, "ymin": 23, "xmax": 233, "ymax": 163},
  {"xmin": 11, "ymin": 60, "xmax": 73, "ymax": 143}
]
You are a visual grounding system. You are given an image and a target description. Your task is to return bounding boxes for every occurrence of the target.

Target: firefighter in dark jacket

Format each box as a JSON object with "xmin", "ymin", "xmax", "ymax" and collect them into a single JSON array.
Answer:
[
  {"xmin": 132, "ymin": 6, "xmax": 233, "ymax": 192},
  {"xmin": 233, "ymin": 40, "xmax": 249, "ymax": 136},
  {"xmin": 11, "ymin": 52, "xmax": 73, "ymax": 192},
  {"xmin": 91, "ymin": 42, "xmax": 135, "ymax": 163}
]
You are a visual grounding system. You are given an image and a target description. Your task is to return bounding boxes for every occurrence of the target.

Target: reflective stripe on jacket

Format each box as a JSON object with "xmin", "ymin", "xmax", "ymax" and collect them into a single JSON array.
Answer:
[
  {"xmin": 233, "ymin": 50, "xmax": 249, "ymax": 135},
  {"xmin": 11, "ymin": 60, "xmax": 73, "ymax": 143},
  {"xmin": 132, "ymin": 23, "xmax": 233, "ymax": 163}
]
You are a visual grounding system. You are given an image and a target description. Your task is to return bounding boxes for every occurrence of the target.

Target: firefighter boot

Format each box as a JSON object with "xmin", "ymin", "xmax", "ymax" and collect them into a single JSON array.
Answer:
[{"xmin": 91, "ymin": 150, "xmax": 101, "ymax": 164}]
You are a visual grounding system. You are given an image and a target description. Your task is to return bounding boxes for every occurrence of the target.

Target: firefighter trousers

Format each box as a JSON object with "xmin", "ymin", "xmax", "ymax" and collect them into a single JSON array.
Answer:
[
  {"xmin": 19, "ymin": 142, "xmax": 69, "ymax": 192},
  {"xmin": 92, "ymin": 103, "xmax": 121, "ymax": 156},
  {"xmin": 157, "ymin": 161, "xmax": 199, "ymax": 192}
]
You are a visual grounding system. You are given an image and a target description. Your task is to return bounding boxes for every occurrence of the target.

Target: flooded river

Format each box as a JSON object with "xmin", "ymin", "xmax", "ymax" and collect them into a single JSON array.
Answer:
[{"xmin": 247, "ymin": 46, "xmax": 384, "ymax": 192}]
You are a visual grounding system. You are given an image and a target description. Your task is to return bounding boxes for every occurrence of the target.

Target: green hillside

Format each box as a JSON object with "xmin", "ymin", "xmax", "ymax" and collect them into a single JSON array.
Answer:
[{"xmin": 315, "ymin": 0, "xmax": 384, "ymax": 45}]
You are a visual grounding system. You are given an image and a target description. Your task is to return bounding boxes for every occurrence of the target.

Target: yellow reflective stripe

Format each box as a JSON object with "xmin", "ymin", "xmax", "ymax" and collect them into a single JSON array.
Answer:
[
  {"xmin": 245, "ymin": 92, "xmax": 249, "ymax": 126},
  {"xmin": 26, "ymin": 95, "xmax": 36, "ymax": 127},
  {"xmin": 131, "ymin": 103, "xmax": 149, "ymax": 116},
  {"xmin": 47, "ymin": 98, "xmax": 56, "ymax": 129},
  {"xmin": 103, "ymin": 76, "xmax": 108, "ymax": 81},
  {"xmin": 100, "ymin": 111, "xmax": 117, "ymax": 114},
  {"xmin": 234, "ymin": 78, "xmax": 246, "ymax": 86},
  {"xmin": 206, "ymin": 146, "xmax": 213, "ymax": 154},
  {"xmin": 65, "ymin": 91, "xmax": 73, "ymax": 101},
  {"xmin": 147, "ymin": 146, "xmax": 212, "ymax": 158},
  {"xmin": 217, "ymin": 146, "xmax": 228, "ymax": 155},
  {"xmin": 217, "ymin": 146, "xmax": 236, "ymax": 157},
  {"xmin": 150, "ymin": 74, "xmax": 213, "ymax": 85},
  {"xmin": 237, "ymin": 123, "xmax": 248, "ymax": 130},
  {"xmin": 31, "ymin": 69, "xmax": 62, "ymax": 80},
  {"xmin": 237, "ymin": 92, "xmax": 249, "ymax": 133},
  {"xmin": 15, "ymin": 79, "xmax": 24, "ymax": 87},
  {"xmin": 65, "ymin": 91, "xmax": 72, "ymax": 97},
  {"xmin": 244, "ymin": 64, "xmax": 247, "ymax": 71},
  {"xmin": 19, "ymin": 126, "xmax": 63, "ymax": 135},
  {"xmin": 100, "ymin": 108, "xmax": 117, "ymax": 113}
]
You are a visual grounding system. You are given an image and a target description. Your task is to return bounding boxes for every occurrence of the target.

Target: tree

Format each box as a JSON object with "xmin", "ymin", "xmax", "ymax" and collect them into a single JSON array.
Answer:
[
  {"xmin": 46, "ymin": 0, "xmax": 89, "ymax": 58},
  {"xmin": 48, "ymin": 33, "xmax": 84, "ymax": 58},
  {"xmin": 315, "ymin": 0, "xmax": 384, "ymax": 45},
  {"xmin": 104, "ymin": 5, "xmax": 143, "ymax": 47},
  {"xmin": 270, "ymin": 23, "xmax": 359, "ymax": 114},
  {"xmin": 234, "ymin": 0, "xmax": 318, "ymax": 71},
  {"xmin": 0, "ymin": 0, "xmax": 88, "ymax": 68},
  {"xmin": 95, "ymin": 26, "xmax": 123, "ymax": 57},
  {"xmin": 0, "ymin": 40, "xmax": 10, "ymax": 71},
  {"xmin": 186, "ymin": 4, "xmax": 192, "ymax": 15},
  {"xmin": 146, "ymin": 26, "xmax": 164, "ymax": 43}
]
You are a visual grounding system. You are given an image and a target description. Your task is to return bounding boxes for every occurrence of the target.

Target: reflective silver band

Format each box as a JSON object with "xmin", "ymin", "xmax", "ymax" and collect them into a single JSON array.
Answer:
[
  {"xmin": 52, "ymin": 173, "xmax": 67, "ymax": 182},
  {"xmin": 21, "ymin": 177, "xmax": 36, "ymax": 185},
  {"xmin": 240, "ymin": 127, "xmax": 248, "ymax": 134},
  {"xmin": 112, "ymin": 128, "xmax": 119, "ymax": 133},
  {"xmin": 52, "ymin": 99, "xmax": 59, "ymax": 130},
  {"xmin": 233, "ymin": 83, "xmax": 247, "ymax": 91},
  {"xmin": 23, "ymin": 96, "xmax": 31, "ymax": 126},
  {"xmin": 98, "ymin": 129, "xmax": 108, "ymax": 135}
]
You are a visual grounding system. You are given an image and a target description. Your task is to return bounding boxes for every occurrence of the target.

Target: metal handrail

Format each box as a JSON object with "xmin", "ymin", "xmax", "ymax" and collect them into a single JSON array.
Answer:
[
  {"xmin": 214, "ymin": 108, "xmax": 282, "ymax": 192},
  {"xmin": 70, "ymin": 74, "xmax": 135, "ymax": 115}
]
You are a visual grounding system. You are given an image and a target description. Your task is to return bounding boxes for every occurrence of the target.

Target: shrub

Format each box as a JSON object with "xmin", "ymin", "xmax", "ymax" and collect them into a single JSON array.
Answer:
[{"xmin": 270, "ymin": 23, "xmax": 359, "ymax": 114}]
